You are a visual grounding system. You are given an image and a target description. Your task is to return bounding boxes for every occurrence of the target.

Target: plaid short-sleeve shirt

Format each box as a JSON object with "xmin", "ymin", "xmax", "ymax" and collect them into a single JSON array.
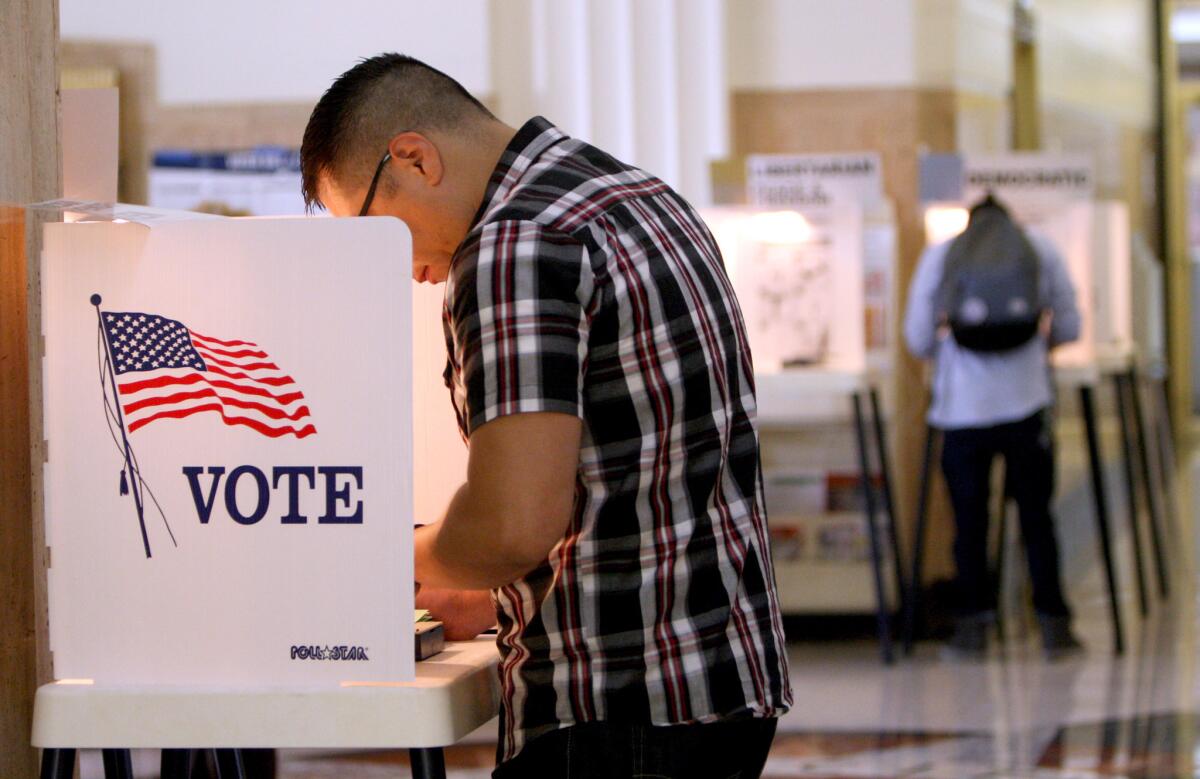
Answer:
[{"xmin": 443, "ymin": 117, "xmax": 792, "ymax": 764}]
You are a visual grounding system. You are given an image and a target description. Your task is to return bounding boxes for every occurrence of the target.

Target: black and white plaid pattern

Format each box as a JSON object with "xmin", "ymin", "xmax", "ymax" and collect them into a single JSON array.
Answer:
[{"xmin": 443, "ymin": 117, "xmax": 792, "ymax": 764}]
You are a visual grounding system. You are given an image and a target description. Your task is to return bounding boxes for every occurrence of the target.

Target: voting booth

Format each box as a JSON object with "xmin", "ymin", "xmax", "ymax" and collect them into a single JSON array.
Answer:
[
  {"xmin": 38, "ymin": 201, "xmax": 423, "ymax": 686},
  {"xmin": 27, "ymin": 201, "xmax": 494, "ymax": 779},
  {"xmin": 921, "ymin": 153, "xmax": 1134, "ymax": 369},
  {"xmin": 699, "ymin": 154, "xmax": 904, "ymax": 661},
  {"xmin": 908, "ymin": 153, "xmax": 1164, "ymax": 656}
]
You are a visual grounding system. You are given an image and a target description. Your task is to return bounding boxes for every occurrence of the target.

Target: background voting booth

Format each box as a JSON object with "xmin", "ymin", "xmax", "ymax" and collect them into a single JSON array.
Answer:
[
  {"xmin": 30, "ymin": 202, "xmax": 489, "ymax": 779},
  {"xmin": 907, "ymin": 153, "xmax": 1178, "ymax": 657},
  {"xmin": 701, "ymin": 154, "xmax": 905, "ymax": 662}
]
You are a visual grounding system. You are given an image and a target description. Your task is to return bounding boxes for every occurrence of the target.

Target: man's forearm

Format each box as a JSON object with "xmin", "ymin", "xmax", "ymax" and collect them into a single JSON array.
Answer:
[{"xmin": 414, "ymin": 484, "xmax": 547, "ymax": 590}]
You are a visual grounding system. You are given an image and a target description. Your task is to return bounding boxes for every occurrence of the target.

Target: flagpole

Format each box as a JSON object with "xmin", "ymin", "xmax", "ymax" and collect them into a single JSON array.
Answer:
[{"xmin": 92, "ymin": 294, "xmax": 152, "ymax": 558}]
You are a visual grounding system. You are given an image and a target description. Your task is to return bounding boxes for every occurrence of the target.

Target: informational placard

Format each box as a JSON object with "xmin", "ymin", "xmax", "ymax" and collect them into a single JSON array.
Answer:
[
  {"xmin": 703, "ymin": 206, "xmax": 865, "ymax": 373},
  {"xmin": 746, "ymin": 153, "xmax": 884, "ymax": 209},
  {"xmin": 42, "ymin": 216, "xmax": 414, "ymax": 685},
  {"xmin": 149, "ymin": 147, "xmax": 305, "ymax": 217},
  {"xmin": 962, "ymin": 153, "xmax": 1094, "ymax": 220}
]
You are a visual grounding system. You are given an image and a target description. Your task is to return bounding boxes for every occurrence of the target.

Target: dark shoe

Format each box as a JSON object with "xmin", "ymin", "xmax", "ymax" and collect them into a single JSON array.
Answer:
[
  {"xmin": 1038, "ymin": 614, "xmax": 1084, "ymax": 661},
  {"xmin": 940, "ymin": 613, "xmax": 991, "ymax": 661}
]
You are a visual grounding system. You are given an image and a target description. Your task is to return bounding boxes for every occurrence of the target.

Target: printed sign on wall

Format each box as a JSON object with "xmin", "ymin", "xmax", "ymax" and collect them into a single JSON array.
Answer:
[
  {"xmin": 746, "ymin": 153, "xmax": 884, "ymax": 209},
  {"xmin": 42, "ymin": 216, "xmax": 414, "ymax": 685},
  {"xmin": 962, "ymin": 153, "xmax": 1094, "ymax": 220}
]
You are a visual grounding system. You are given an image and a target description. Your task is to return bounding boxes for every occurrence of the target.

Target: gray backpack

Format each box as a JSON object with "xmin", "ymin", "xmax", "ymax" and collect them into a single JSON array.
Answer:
[{"xmin": 935, "ymin": 198, "xmax": 1042, "ymax": 352}]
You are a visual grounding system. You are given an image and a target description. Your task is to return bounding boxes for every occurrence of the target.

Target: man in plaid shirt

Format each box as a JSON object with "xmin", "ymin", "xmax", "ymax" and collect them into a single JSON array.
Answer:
[{"xmin": 303, "ymin": 54, "xmax": 792, "ymax": 778}]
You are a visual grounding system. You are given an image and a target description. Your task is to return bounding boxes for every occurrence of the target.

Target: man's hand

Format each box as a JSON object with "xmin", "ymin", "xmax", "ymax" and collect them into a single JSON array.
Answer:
[
  {"xmin": 416, "ymin": 588, "xmax": 497, "ymax": 641},
  {"xmin": 415, "ymin": 411, "xmax": 582, "ymax": 590}
]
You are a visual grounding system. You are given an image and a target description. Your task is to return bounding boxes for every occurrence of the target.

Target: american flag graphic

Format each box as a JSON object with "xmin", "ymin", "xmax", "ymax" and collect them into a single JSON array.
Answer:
[{"xmin": 99, "ymin": 310, "xmax": 317, "ymax": 438}]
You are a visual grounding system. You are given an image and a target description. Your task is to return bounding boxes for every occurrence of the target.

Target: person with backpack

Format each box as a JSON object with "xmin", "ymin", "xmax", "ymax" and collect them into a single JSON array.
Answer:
[{"xmin": 904, "ymin": 195, "xmax": 1084, "ymax": 660}]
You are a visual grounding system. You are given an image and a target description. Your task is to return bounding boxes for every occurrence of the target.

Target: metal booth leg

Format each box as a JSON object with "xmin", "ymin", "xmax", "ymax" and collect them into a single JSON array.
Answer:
[
  {"xmin": 40, "ymin": 748, "xmax": 76, "ymax": 779},
  {"xmin": 868, "ymin": 387, "xmax": 908, "ymax": 622},
  {"xmin": 1128, "ymin": 368, "xmax": 1170, "ymax": 600},
  {"xmin": 410, "ymin": 747, "xmax": 448, "ymax": 779},
  {"xmin": 1151, "ymin": 375, "xmax": 1178, "ymax": 536},
  {"xmin": 1113, "ymin": 372, "xmax": 1150, "ymax": 617},
  {"xmin": 852, "ymin": 391, "xmax": 895, "ymax": 664},
  {"xmin": 212, "ymin": 749, "xmax": 247, "ymax": 779},
  {"xmin": 1079, "ymin": 384, "xmax": 1125, "ymax": 655},
  {"xmin": 992, "ymin": 490, "xmax": 1009, "ymax": 645},
  {"xmin": 902, "ymin": 424, "xmax": 937, "ymax": 655},
  {"xmin": 160, "ymin": 748, "xmax": 195, "ymax": 779},
  {"xmin": 102, "ymin": 748, "xmax": 134, "ymax": 779}
]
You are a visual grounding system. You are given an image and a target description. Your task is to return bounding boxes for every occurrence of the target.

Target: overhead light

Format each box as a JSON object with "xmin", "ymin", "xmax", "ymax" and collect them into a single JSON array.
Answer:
[
  {"xmin": 924, "ymin": 205, "xmax": 969, "ymax": 244},
  {"xmin": 747, "ymin": 211, "xmax": 813, "ymax": 245},
  {"xmin": 1172, "ymin": 7, "xmax": 1200, "ymax": 42}
]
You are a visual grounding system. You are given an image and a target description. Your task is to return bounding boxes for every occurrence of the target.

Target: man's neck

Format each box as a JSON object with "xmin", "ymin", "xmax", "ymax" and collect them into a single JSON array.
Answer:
[{"xmin": 460, "ymin": 120, "xmax": 519, "ymax": 219}]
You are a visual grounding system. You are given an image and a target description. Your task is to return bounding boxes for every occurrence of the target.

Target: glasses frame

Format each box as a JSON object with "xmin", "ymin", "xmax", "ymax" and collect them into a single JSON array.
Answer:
[{"xmin": 358, "ymin": 151, "xmax": 393, "ymax": 216}]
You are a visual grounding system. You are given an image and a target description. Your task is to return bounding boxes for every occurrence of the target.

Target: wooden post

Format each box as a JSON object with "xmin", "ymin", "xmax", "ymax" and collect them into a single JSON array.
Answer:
[
  {"xmin": 0, "ymin": 0, "xmax": 60, "ymax": 775},
  {"xmin": 1156, "ymin": 0, "xmax": 1193, "ymax": 446},
  {"xmin": 1011, "ymin": 0, "xmax": 1041, "ymax": 152}
]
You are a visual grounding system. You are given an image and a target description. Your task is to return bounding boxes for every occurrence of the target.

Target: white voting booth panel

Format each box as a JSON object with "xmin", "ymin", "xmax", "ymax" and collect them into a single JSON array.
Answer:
[
  {"xmin": 701, "ymin": 206, "xmax": 866, "ymax": 375},
  {"xmin": 922, "ymin": 198, "xmax": 1134, "ymax": 370},
  {"xmin": 42, "ymin": 213, "xmax": 416, "ymax": 686},
  {"xmin": 412, "ymin": 281, "xmax": 468, "ymax": 524}
]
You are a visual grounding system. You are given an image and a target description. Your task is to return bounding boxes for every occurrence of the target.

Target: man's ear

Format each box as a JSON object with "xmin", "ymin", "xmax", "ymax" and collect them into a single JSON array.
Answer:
[{"xmin": 386, "ymin": 132, "xmax": 445, "ymax": 187}]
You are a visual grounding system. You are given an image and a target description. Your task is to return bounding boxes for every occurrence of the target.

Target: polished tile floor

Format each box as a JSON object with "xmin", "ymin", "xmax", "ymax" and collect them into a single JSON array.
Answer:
[
  {"xmin": 268, "ymin": 599, "xmax": 1200, "ymax": 778},
  {"xmin": 81, "ymin": 443, "xmax": 1200, "ymax": 778}
]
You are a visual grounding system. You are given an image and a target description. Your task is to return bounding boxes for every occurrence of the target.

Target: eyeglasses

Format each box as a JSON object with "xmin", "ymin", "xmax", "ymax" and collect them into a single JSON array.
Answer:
[{"xmin": 358, "ymin": 151, "xmax": 392, "ymax": 216}]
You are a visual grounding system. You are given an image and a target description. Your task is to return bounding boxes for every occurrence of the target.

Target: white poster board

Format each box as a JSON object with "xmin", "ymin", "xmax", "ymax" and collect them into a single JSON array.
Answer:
[
  {"xmin": 703, "ymin": 207, "xmax": 865, "ymax": 374},
  {"xmin": 62, "ymin": 88, "xmax": 119, "ymax": 203},
  {"xmin": 921, "ymin": 198, "xmax": 1099, "ymax": 367},
  {"xmin": 42, "ymin": 216, "xmax": 415, "ymax": 686}
]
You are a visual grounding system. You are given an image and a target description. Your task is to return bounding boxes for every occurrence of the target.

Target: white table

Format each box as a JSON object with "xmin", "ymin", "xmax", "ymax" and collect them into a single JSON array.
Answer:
[{"xmin": 33, "ymin": 637, "xmax": 501, "ymax": 779}]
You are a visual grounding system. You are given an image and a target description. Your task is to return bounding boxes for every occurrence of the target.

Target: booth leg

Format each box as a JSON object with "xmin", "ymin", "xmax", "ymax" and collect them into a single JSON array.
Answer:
[
  {"xmin": 39, "ymin": 749, "xmax": 75, "ymax": 779},
  {"xmin": 102, "ymin": 749, "xmax": 134, "ymax": 779},
  {"xmin": 410, "ymin": 747, "xmax": 447, "ymax": 779},
  {"xmin": 1079, "ymin": 385, "xmax": 1125, "ymax": 655},
  {"xmin": 212, "ymin": 749, "xmax": 246, "ymax": 779},
  {"xmin": 852, "ymin": 391, "xmax": 894, "ymax": 664},
  {"xmin": 868, "ymin": 387, "xmax": 907, "ymax": 621},
  {"xmin": 902, "ymin": 424, "xmax": 936, "ymax": 655},
  {"xmin": 1128, "ymin": 369, "xmax": 1170, "ymax": 600},
  {"xmin": 992, "ymin": 495, "xmax": 1009, "ymax": 645},
  {"xmin": 160, "ymin": 749, "xmax": 194, "ymax": 779},
  {"xmin": 1113, "ymin": 373, "xmax": 1150, "ymax": 617},
  {"xmin": 1152, "ymin": 376, "xmax": 1178, "ymax": 532}
]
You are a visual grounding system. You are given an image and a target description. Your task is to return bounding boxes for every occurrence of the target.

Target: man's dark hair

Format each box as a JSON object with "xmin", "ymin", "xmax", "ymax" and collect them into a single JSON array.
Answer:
[{"xmin": 300, "ymin": 53, "xmax": 495, "ymax": 212}]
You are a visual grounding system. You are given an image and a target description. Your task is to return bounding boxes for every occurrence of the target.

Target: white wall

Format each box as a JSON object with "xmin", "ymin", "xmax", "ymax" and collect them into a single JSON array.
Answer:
[
  {"xmin": 1038, "ymin": 0, "xmax": 1156, "ymax": 128},
  {"xmin": 727, "ymin": 0, "xmax": 917, "ymax": 91},
  {"xmin": 59, "ymin": 0, "xmax": 491, "ymax": 105}
]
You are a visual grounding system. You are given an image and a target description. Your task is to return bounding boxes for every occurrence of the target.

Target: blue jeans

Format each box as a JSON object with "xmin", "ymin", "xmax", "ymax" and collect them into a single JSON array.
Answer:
[{"xmin": 492, "ymin": 717, "xmax": 778, "ymax": 779}]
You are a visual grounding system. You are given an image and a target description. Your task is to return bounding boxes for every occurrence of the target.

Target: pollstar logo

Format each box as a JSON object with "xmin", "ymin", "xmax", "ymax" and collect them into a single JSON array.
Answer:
[{"xmin": 290, "ymin": 645, "xmax": 370, "ymax": 661}]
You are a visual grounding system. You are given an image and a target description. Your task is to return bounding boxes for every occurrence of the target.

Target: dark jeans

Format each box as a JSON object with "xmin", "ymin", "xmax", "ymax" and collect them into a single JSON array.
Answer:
[
  {"xmin": 492, "ymin": 717, "xmax": 779, "ymax": 779},
  {"xmin": 941, "ymin": 410, "xmax": 1071, "ymax": 618}
]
